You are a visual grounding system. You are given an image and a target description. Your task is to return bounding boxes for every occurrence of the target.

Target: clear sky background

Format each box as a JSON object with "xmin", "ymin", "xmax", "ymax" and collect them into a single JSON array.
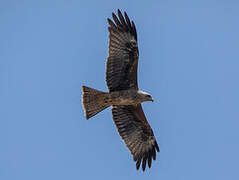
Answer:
[{"xmin": 1, "ymin": 0, "xmax": 239, "ymax": 180}]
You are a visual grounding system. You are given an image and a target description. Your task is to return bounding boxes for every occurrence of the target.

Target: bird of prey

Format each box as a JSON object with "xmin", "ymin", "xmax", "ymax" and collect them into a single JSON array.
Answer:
[{"xmin": 82, "ymin": 9, "xmax": 159, "ymax": 171}]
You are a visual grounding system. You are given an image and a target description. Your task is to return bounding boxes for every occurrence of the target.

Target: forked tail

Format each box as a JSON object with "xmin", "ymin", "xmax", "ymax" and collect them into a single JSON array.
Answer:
[{"xmin": 82, "ymin": 86, "xmax": 110, "ymax": 119}]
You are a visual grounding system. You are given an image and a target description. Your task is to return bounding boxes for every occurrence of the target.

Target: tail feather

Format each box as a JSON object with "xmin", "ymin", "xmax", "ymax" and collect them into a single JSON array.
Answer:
[{"xmin": 82, "ymin": 86, "xmax": 110, "ymax": 119}]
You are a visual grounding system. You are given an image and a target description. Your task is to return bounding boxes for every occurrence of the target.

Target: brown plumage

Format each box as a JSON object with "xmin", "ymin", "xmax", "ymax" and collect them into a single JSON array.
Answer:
[
  {"xmin": 106, "ymin": 10, "xmax": 139, "ymax": 91},
  {"xmin": 82, "ymin": 9, "xmax": 159, "ymax": 171}
]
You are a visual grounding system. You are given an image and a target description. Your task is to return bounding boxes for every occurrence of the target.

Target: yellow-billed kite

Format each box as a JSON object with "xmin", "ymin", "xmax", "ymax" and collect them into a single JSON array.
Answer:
[{"xmin": 82, "ymin": 9, "xmax": 159, "ymax": 171}]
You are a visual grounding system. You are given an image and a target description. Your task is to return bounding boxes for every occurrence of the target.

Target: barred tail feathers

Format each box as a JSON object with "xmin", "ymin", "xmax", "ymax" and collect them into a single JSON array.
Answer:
[{"xmin": 82, "ymin": 86, "xmax": 110, "ymax": 119}]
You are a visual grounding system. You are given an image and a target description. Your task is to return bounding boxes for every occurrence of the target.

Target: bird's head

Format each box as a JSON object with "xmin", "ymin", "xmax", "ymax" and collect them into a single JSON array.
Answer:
[{"xmin": 137, "ymin": 90, "xmax": 154, "ymax": 102}]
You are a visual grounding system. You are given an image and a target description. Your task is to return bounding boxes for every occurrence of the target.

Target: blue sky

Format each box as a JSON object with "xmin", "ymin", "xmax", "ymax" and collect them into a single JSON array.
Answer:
[{"xmin": 1, "ymin": 0, "xmax": 239, "ymax": 179}]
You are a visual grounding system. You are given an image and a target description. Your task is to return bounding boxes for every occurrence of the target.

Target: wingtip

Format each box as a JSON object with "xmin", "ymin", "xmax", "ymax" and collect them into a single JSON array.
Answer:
[
  {"xmin": 142, "ymin": 158, "xmax": 146, "ymax": 171},
  {"xmin": 155, "ymin": 141, "xmax": 160, "ymax": 152},
  {"xmin": 124, "ymin": 11, "xmax": 128, "ymax": 17},
  {"xmin": 148, "ymin": 156, "xmax": 152, "ymax": 168},
  {"xmin": 136, "ymin": 159, "xmax": 141, "ymax": 170},
  {"xmin": 112, "ymin": 12, "xmax": 117, "ymax": 19},
  {"xmin": 117, "ymin": 9, "xmax": 121, "ymax": 14},
  {"xmin": 117, "ymin": 9, "xmax": 123, "ymax": 19}
]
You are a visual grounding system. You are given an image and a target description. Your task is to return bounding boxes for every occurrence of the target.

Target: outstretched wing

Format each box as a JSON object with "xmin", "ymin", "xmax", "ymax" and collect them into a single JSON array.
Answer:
[
  {"xmin": 106, "ymin": 9, "xmax": 139, "ymax": 92},
  {"xmin": 112, "ymin": 104, "xmax": 160, "ymax": 171}
]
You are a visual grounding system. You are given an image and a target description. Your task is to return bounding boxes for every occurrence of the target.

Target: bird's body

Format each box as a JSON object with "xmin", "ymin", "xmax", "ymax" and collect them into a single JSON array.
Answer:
[
  {"xmin": 82, "ymin": 10, "xmax": 159, "ymax": 171},
  {"xmin": 82, "ymin": 87, "xmax": 152, "ymax": 118},
  {"xmin": 106, "ymin": 89, "xmax": 152, "ymax": 105}
]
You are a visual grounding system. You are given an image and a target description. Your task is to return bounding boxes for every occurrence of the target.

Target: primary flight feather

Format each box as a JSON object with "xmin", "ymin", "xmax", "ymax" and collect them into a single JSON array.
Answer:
[{"xmin": 82, "ymin": 9, "xmax": 159, "ymax": 171}]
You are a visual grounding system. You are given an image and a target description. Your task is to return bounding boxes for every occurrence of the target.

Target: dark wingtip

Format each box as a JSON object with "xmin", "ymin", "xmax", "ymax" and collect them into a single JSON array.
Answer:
[
  {"xmin": 112, "ymin": 12, "xmax": 116, "ymax": 18},
  {"xmin": 134, "ymin": 141, "xmax": 160, "ymax": 171},
  {"xmin": 152, "ymin": 147, "xmax": 156, "ymax": 160},
  {"xmin": 136, "ymin": 158, "xmax": 141, "ymax": 170},
  {"xmin": 112, "ymin": 12, "xmax": 117, "ymax": 19},
  {"xmin": 124, "ymin": 12, "xmax": 131, "ymax": 25},
  {"xmin": 124, "ymin": 11, "xmax": 128, "ymax": 18},
  {"xmin": 142, "ymin": 158, "xmax": 146, "ymax": 171},
  {"xmin": 107, "ymin": 18, "xmax": 112, "ymax": 25},
  {"xmin": 131, "ymin": 21, "xmax": 137, "ymax": 41},
  {"xmin": 107, "ymin": 18, "xmax": 117, "ymax": 30},
  {"xmin": 108, "ymin": 10, "xmax": 137, "ymax": 41},
  {"xmin": 117, "ymin": 9, "xmax": 121, "ymax": 14},
  {"xmin": 155, "ymin": 141, "xmax": 160, "ymax": 152},
  {"xmin": 148, "ymin": 156, "xmax": 152, "ymax": 168}
]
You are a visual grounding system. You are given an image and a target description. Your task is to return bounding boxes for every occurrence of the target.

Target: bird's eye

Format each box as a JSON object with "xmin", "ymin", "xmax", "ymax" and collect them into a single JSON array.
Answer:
[{"xmin": 146, "ymin": 95, "xmax": 151, "ymax": 98}]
